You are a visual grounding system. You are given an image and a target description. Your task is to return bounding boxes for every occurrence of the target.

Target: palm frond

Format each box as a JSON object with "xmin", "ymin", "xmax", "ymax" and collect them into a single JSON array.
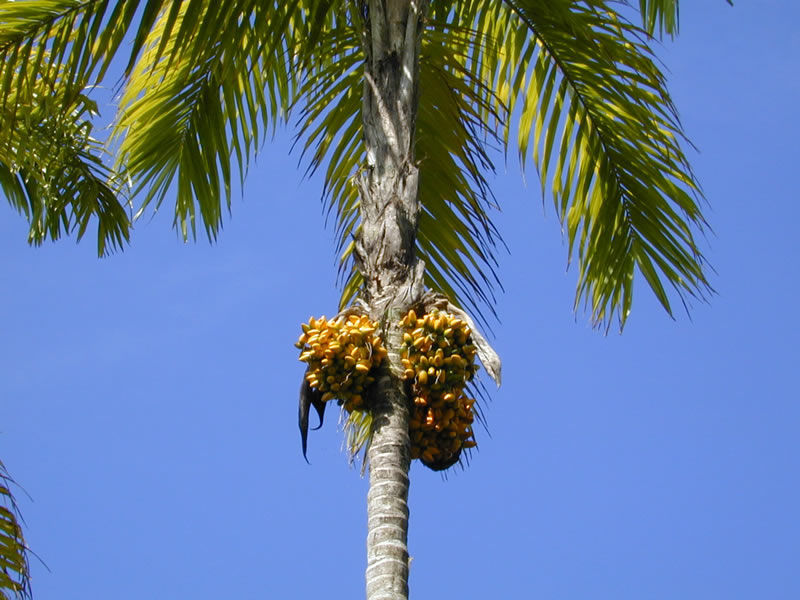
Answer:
[
  {"xmin": 0, "ymin": 0, "xmax": 141, "ymax": 114},
  {"xmin": 457, "ymin": 0, "xmax": 711, "ymax": 328},
  {"xmin": 638, "ymin": 0, "xmax": 680, "ymax": 37},
  {"xmin": 0, "ymin": 461, "xmax": 31, "ymax": 600},
  {"xmin": 0, "ymin": 60, "xmax": 130, "ymax": 255},
  {"xmin": 637, "ymin": 1, "xmax": 734, "ymax": 39},
  {"xmin": 112, "ymin": 1, "xmax": 304, "ymax": 240},
  {"xmin": 0, "ymin": 0, "xmax": 145, "ymax": 254}
]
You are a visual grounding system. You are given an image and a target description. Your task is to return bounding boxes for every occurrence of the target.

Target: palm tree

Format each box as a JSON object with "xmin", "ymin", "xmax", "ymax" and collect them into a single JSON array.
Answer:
[{"xmin": 0, "ymin": 1, "xmax": 720, "ymax": 598}]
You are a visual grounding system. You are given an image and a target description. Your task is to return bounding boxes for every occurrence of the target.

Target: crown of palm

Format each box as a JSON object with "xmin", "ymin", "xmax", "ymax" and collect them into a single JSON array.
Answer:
[{"xmin": 1, "ymin": 0, "xmax": 714, "ymax": 330}]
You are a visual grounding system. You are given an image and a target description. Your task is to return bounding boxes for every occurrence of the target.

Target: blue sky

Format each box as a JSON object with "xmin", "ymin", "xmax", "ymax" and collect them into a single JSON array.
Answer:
[{"xmin": 3, "ymin": 3, "xmax": 799, "ymax": 599}]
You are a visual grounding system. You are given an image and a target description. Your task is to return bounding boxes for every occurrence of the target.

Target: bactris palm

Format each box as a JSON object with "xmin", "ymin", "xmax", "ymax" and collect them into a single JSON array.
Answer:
[{"xmin": 0, "ymin": 1, "xmax": 717, "ymax": 598}]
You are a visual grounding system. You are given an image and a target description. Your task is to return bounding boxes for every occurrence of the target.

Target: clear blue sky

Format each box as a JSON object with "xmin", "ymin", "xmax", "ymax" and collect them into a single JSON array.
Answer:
[{"xmin": 3, "ymin": 3, "xmax": 798, "ymax": 599}]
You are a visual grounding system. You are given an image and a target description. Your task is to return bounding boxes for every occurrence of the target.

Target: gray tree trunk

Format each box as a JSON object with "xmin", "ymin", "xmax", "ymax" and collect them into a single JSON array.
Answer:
[{"xmin": 356, "ymin": 1, "xmax": 429, "ymax": 599}]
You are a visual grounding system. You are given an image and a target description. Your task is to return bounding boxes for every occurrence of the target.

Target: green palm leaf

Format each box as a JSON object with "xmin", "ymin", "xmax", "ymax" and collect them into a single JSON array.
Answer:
[
  {"xmin": 450, "ymin": 0, "xmax": 713, "ymax": 328},
  {"xmin": 638, "ymin": 1, "xmax": 734, "ymax": 38},
  {"xmin": 297, "ymin": 0, "xmax": 713, "ymax": 328},
  {"xmin": 111, "ymin": 1, "xmax": 304, "ymax": 240},
  {"xmin": 0, "ymin": 0, "xmax": 715, "ymax": 325},
  {"xmin": 0, "ymin": 462, "xmax": 31, "ymax": 600},
  {"xmin": 0, "ymin": 0, "xmax": 142, "ymax": 115},
  {"xmin": 0, "ymin": 0, "xmax": 137, "ymax": 255},
  {"xmin": 0, "ymin": 60, "xmax": 129, "ymax": 255}
]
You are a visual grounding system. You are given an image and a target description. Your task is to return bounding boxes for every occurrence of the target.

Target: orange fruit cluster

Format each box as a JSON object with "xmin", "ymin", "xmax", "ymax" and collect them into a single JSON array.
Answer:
[
  {"xmin": 296, "ymin": 314, "xmax": 387, "ymax": 413},
  {"xmin": 399, "ymin": 309, "xmax": 479, "ymax": 469}
]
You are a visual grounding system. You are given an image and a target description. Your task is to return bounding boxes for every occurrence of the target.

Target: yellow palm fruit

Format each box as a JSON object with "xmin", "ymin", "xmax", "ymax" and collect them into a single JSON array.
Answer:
[
  {"xmin": 416, "ymin": 369, "xmax": 428, "ymax": 386},
  {"xmin": 462, "ymin": 440, "xmax": 477, "ymax": 449},
  {"xmin": 355, "ymin": 360, "xmax": 371, "ymax": 373},
  {"xmin": 412, "ymin": 336, "xmax": 426, "ymax": 350},
  {"xmin": 404, "ymin": 369, "xmax": 415, "ymax": 380},
  {"xmin": 344, "ymin": 355, "xmax": 356, "ymax": 369},
  {"xmin": 403, "ymin": 332, "xmax": 414, "ymax": 344},
  {"xmin": 372, "ymin": 341, "xmax": 387, "ymax": 360},
  {"xmin": 321, "ymin": 392, "xmax": 335, "ymax": 402}
]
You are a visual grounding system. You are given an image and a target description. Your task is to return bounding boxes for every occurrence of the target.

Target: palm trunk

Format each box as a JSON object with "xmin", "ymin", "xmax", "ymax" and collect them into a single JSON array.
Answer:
[{"xmin": 356, "ymin": 1, "xmax": 429, "ymax": 598}]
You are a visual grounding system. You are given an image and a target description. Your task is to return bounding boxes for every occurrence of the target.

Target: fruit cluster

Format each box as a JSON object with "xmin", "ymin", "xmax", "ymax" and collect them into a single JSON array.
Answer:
[
  {"xmin": 400, "ymin": 309, "xmax": 479, "ymax": 469},
  {"xmin": 296, "ymin": 314, "xmax": 387, "ymax": 413}
]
